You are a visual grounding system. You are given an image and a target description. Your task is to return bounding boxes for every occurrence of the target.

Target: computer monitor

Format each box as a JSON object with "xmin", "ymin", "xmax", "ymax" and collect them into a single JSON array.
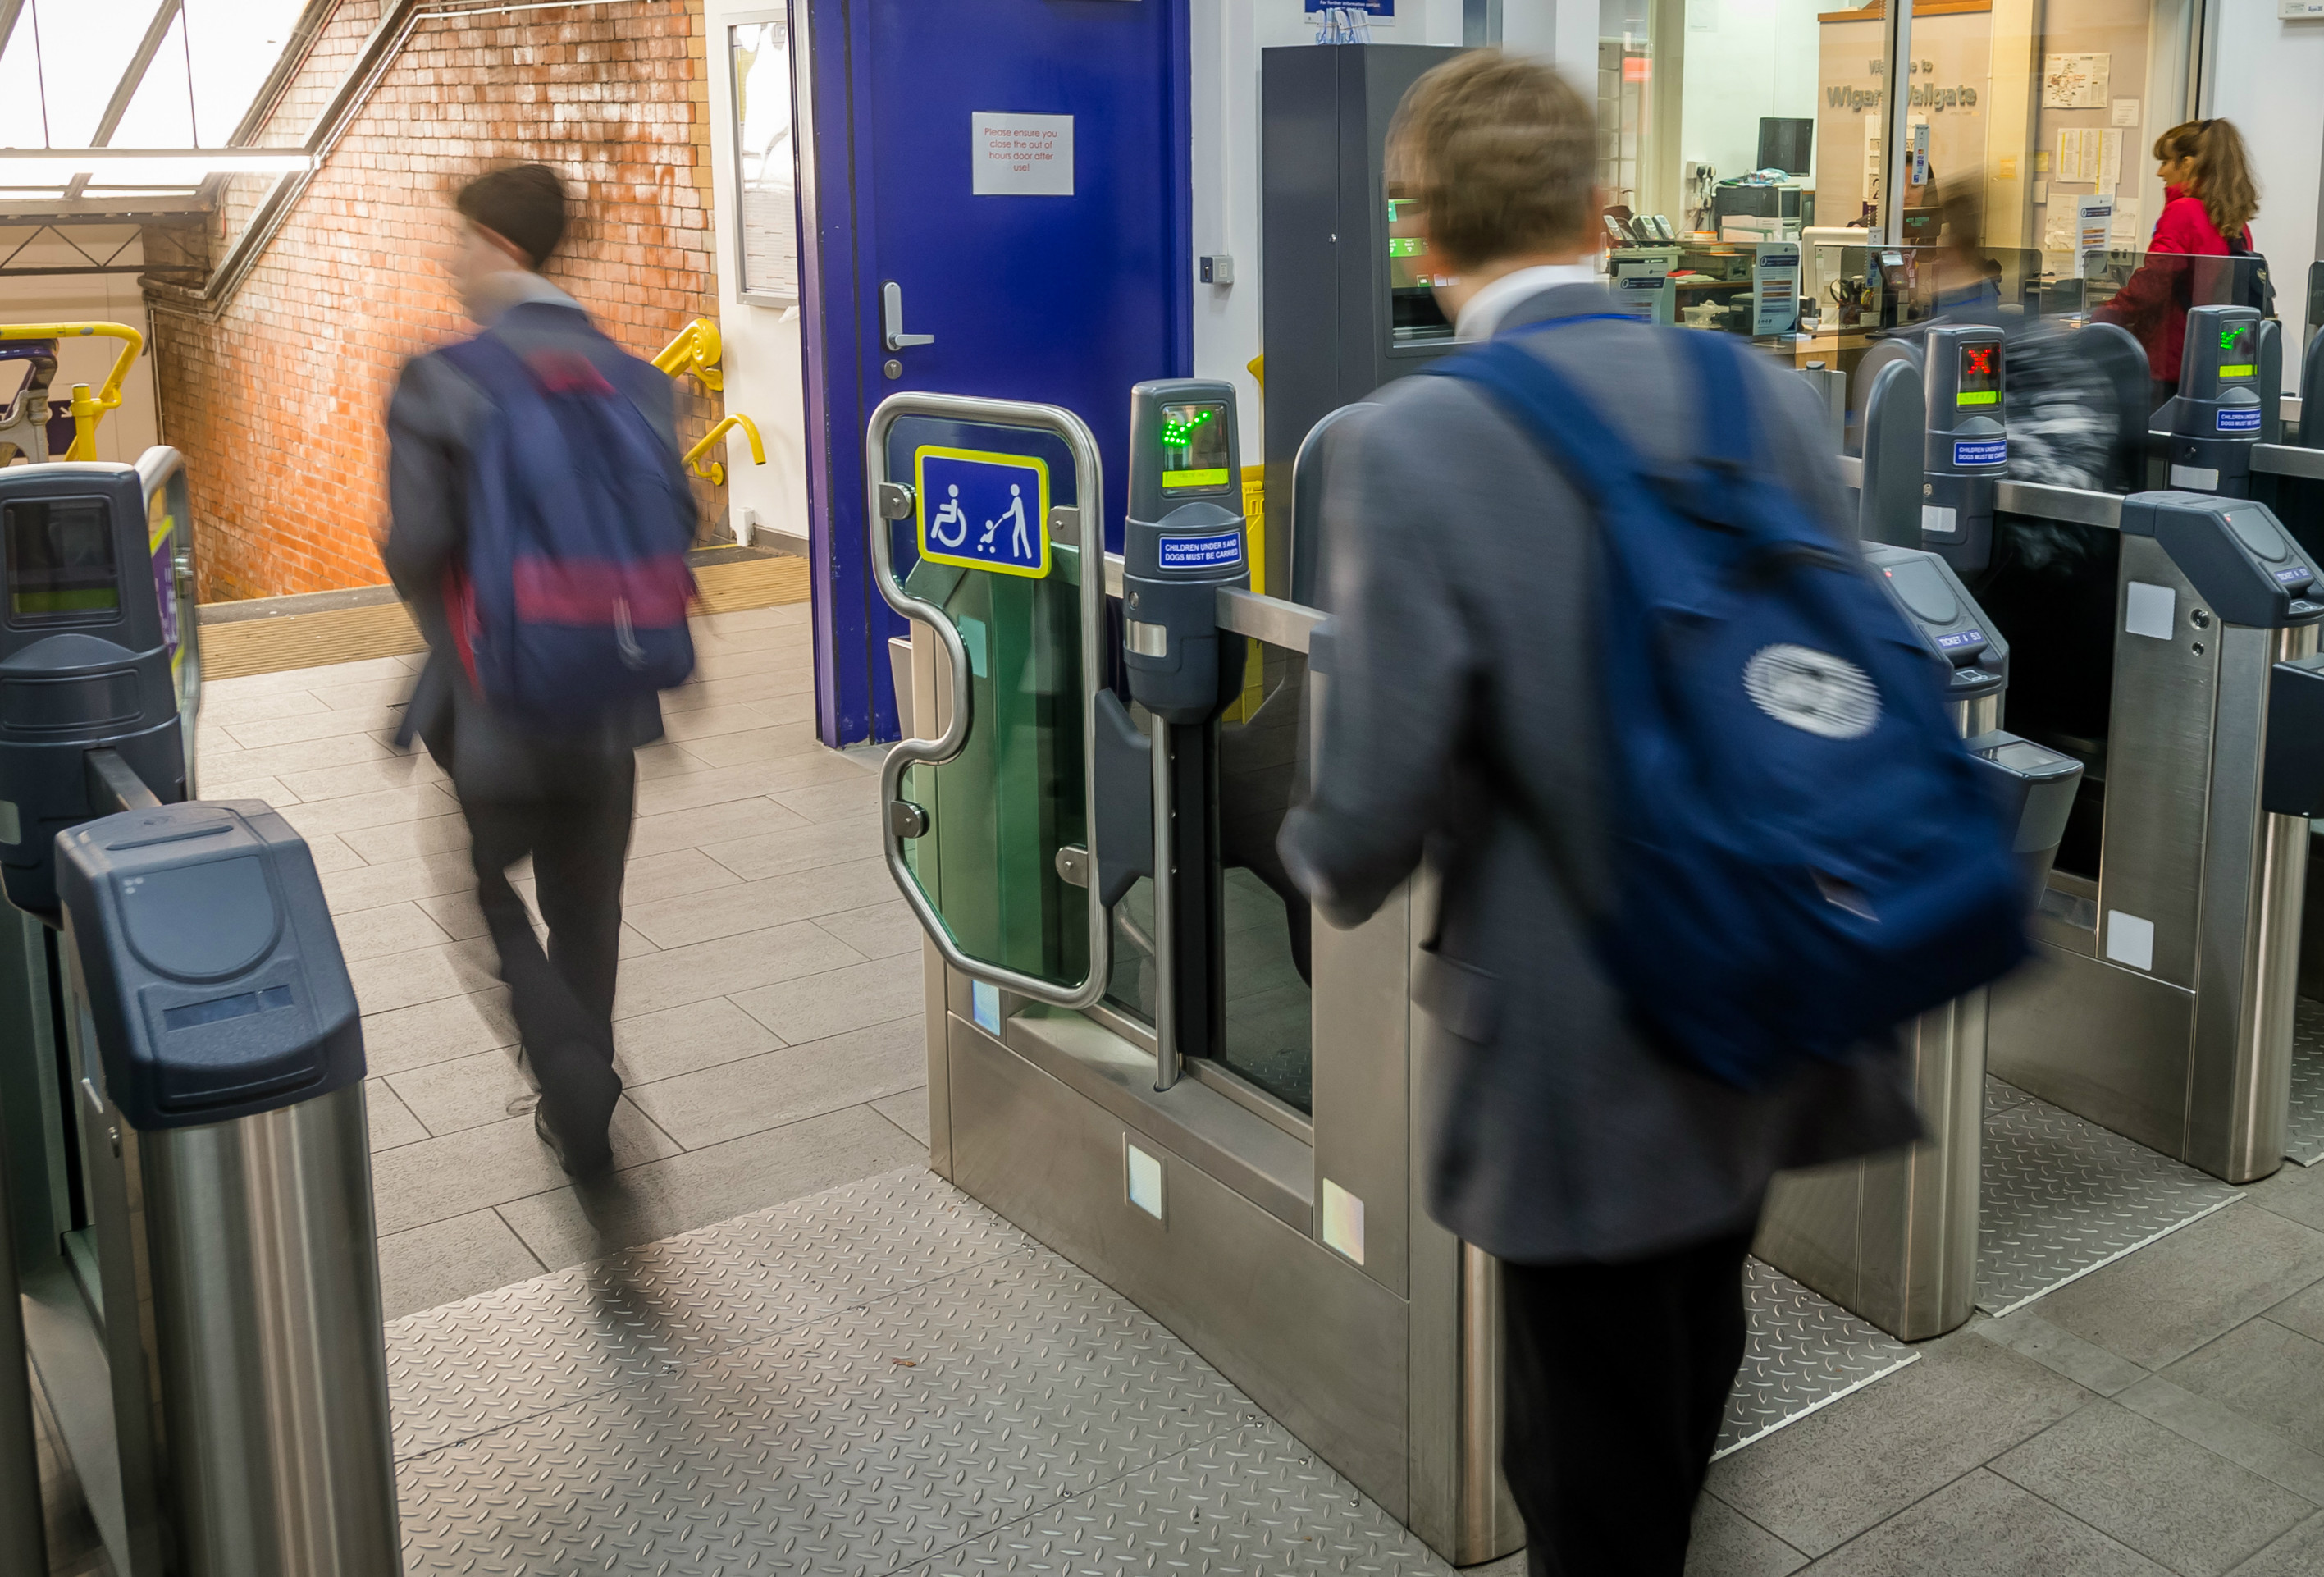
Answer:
[{"xmin": 1757, "ymin": 117, "xmax": 1813, "ymax": 177}]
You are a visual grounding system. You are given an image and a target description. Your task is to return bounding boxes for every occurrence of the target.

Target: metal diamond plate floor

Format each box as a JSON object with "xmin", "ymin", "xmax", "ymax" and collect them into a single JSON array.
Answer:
[
  {"xmin": 2289, "ymin": 996, "xmax": 2324, "ymax": 1166},
  {"xmin": 1714, "ymin": 1259, "xmax": 1916, "ymax": 1459},
  {"xmin": 388, "ymin": 1167, "xmax": 1910, "ymax": 1574},
  {"xmin": 1977, "ymin": 1091, "xmax": 2240, "ymax": 1316}
]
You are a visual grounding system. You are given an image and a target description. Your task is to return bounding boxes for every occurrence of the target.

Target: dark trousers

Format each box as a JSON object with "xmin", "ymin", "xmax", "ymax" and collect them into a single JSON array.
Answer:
[
  {"xmin": 462, "ymin": 761, "xmax": 635, "ymax": 1164},
  {"xmin": 1501, "ymin": 1228, "xmax": 1756, "ymax": 1577}
]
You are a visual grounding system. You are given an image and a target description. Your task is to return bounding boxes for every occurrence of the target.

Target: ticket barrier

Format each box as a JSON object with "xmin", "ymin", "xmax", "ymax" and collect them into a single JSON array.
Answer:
[
  {"xmin": 872, "ymin": 385, "xmax": 1524, "ymax": 1566},
  {"xmin": 0, "ymin": 453, "xmax": 400, "ymax": 1575}
]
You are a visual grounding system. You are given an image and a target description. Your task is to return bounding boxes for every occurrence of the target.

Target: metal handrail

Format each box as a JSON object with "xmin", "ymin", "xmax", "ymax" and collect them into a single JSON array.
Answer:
[
  {"xmin": 0, "ymin": 322, "xmax": 141, "ymax": 460},
  {"xmin": 684, "ymin": 414, "xmax": 765, "ymax": 485},
  {"xmin": 1102, "ymin": 552, "xmax": 1327, "ymax": 655},
  {"xmin": 864, "ymin": 392, "xmax": 1114, "ymax": 1011}
]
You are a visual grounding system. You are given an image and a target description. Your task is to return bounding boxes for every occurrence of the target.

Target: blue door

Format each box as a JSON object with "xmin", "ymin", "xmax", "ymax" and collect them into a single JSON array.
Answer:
[{"xmin": 798, "ymin": 0, "xmax": 1192, "ymax": 746}]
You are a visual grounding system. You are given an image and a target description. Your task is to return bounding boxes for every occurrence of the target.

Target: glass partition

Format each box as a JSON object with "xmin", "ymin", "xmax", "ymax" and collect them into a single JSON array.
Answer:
[{"xmin": 1214, "ymin": 640, "xmax": 1313, "ymax": 1113}]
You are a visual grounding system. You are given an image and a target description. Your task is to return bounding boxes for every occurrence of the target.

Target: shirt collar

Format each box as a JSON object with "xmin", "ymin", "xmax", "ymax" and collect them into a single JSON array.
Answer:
[
  {"xmin": 468, "ymin": 270, "xmax": 581, "ymax": 327},
  {"xmin": 1454, "ymin": 262, "xmax": 1604, "ymax": 341}
]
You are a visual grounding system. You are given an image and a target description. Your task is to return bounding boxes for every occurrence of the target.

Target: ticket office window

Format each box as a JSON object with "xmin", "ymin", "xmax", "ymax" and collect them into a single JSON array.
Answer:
[{"xmin": 1604, "ymin": 0, "xmax": 2194, "ymax": 283}]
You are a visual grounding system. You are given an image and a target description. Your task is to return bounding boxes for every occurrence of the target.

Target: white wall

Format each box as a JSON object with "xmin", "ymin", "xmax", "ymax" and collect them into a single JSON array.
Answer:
[
  {"xmin": 1677, "ymin": 0, "xmax": 1825, "ymax": 191},
  {"xmin": 1189, "ymin": 0, "xmax": 1596, "ymax": 459},
  {"xmin": 701, "ymin": 0, "xmax": 814, "ymax": 550},
  {"xmin": 2211, "ymin": 0, "xmax": 2323, "ymax": 391},
  {"xmin": 0, "ymin": 250, "xmax": 161, "ymax": 464}
]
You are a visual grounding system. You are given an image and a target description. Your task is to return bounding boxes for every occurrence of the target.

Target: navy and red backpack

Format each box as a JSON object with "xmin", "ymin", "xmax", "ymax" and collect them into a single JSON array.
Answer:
[{"xmin": 436, "ymin": 328, "xmax": 697, "ymax": 728}]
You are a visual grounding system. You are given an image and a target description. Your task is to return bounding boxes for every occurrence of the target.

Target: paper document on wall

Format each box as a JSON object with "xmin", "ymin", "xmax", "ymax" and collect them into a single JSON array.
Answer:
[
  {"xmin": 971, "ymin": 112, "xmax": 1074, "ymax": 196},
  {"xmin": 2109, "ymin": 199, "xmax": 2141, "ymax": 245},
  {"xmin": 2111, "ymin": 98, "xmax": 2141, "ymax": 127},
  {"xmin": 2098, "ymin": 130, "xmax": 2122, "ymax": 191},
  {"xmin": 2043, "ymin": 53, "xmax": 2109, "ymax": 107},
  {"xmin": 2054, "ymin": 129, "xmax": 2103, "ymax": 184}
]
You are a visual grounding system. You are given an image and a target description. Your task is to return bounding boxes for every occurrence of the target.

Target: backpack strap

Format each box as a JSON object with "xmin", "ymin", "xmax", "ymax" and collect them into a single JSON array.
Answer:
[
  {"xmin": 1678, "ymin": 327, "xmax": 1760, "ymax": 473},
  {"xmin": 1426, "ymin": 328, "xmax": 1653, "ymax": 512}
]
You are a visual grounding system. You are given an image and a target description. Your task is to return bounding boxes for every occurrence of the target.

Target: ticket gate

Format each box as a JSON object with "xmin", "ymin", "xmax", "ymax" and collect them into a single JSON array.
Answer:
[
  {"xmin": 0, "ymin": 450, "xmax": 400, "ymax": 1575},
  {"xmin": 871, "ymin": 386, "xmax": 1523, "ymax": 1566}
]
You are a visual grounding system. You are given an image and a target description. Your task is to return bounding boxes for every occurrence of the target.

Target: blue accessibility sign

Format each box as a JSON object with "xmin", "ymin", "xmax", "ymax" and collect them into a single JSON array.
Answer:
[{"xmin": 915, "ymin": 446, "xmax": 1051, "ymax": 578}]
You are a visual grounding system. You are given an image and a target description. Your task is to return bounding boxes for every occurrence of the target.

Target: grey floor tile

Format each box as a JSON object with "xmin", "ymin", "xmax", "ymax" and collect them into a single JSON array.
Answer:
[
  {"xmin": 199, "ymin": 685, "xmax": 329, "ymax": 725},
  {"xmin": 2244, "ymin": 1163, "xmax": 2324, "ymax": 1236},
  {"xmin": 305, "ymin": 674, "xmax": 418, "ymax": 712},
  {"xmin": 768, "ymin": 775, "xmax": 879, "ymax": 824},
  {"xmin": 276, "ymin": 781, "xmax": 460, "ymax": 837},
  {"xmin": 697, "ymin": 815, "xmax": 882, "ymax": 883},
  {"xmin": 700, "ymin": 601, "xmax": 809, "ymax": 633},
  {"xmin": 202, "ymin": 772, "xmax": 299, "ymax": 805},
  {"xmin": 873, "ymin": 1088, "xmax": 932, "ymax": 1145},
  {"xmin": 624, "ymin": 857, "xmax": 894, "ymax": 949},
  {"xmin": 2116, "ymin": 1374, "xmax": 2324, "ymax": 1505},
  {"xmin": 303, "ymin": 832, "xmax": 368, "ymax": 874},
  {"xmin": 415, "ymin": 886, "xmax": 488, "ymax": 941},
  {"xmin": 1688, "ymin": 1493, "xmax": 1808, "ymax": 1576},
  {"xmin": 658, "ymin": 666, "xmax": 815, "ymax": 712},
  {"xmin": 375, "ymin": 1209, "xmax": 546, "ymax": 1321},
  {"xmin": 2162, "ymin": 1318, "xmax": 2324, "ymax": 1459},
  {"xmin": 200, "ymin": 730, "xmax": 395, "ymax": 779},
  {"xmin": 333, "ymin": 901, "xmax": 454, "ymax": 962},
  {"xmin": 611, "ymin": 997, "xmax": 780, "ymax": 1086},
  {"xmin": 813, "ymin": 901, "xmax": 923, "ymax": 961},
  {"xmin": 631, "ymin": 740, "xmax": 715, "ymax": 780},
  {"xmin": 366, "ymin": 1079, "xmax": 430, "ymax": 1151},
  {"xmin": 2228, "ymin": 1510, "xmax": 2324, "ymax": 1575},
  {"xmin": 1706, "ymin": 1328, "xmax": 2094, "ymax": 1557},
  {"xmin": 339, "ymin": 812, "xmax": 470, "ymax": 866},
  {"xmin": 1991, "ymin": 1401, "xmax": 2312, "ymax": 1575},
  {"xmin": 691, "ymin": 637, "xmax": 812, "ymax": 679},
  {"xmin": 346, "ymin": 936, "xmax": 500, "ymax": 1016},
  {"xmin": 388, "ymin": 1045, "xmax": 535, "ymax": 1138},
  {"xmin": 322, "ymin": 848, "xmax": 475, "ymax": 913},
  {"xmin": 360, "ymin": 987, "xmax": 518, "ymax": 1077},
  {"xmin": 495, "ymin": 1103, "xmax": 925, "ymax": 1270},
  {"xmin": 276, "ymin": 754, "xmax": 444, "ymax": 804},
  {"xmin": 1972, "ymin": 1308, "xmax": 2150, "ymax": 1396},
  {"xmin": 625, "ymin": 795, "xmax": 809, "ymax": 860},
  {"xmin": 610, "ymin": 848, "xmax": 743, "ymax": 905},
  {"xmin": 2269, "ymin": 1281, "xmax": 2324, "ymax": 1344},
  {"xmin": 368, "ymin": 1099, "xmax": 680, "ymax": 1236},
  {"xmin": 729, "ymin": 957, "xmax": 926, "ymax": 1044},
  {"xmin": 224, "ymin": 705, "xmax": 403, "ymax": 750},
  {"xmin": 658, "ymin": 693, "xmax": 815, "ymax": 742},
  {"xmin": 1797, "ymin": 1469, "xmax": 2169, "ymax": 1576},
  {"xmin": 632, "ymin": 760, "xmax": 821, "ymax": 819},
  {"xmin": 674, "ymin": 720, "xmax": 824, "ymax": 767},
  {"xmin": 611, "ymin": 918, "xmax": 867, "ymax": 1019},
  {"xmin": 2036, "ymin": 1204, "xmax": 2324, "ymax": 1369},
  {"xmin": 627, "ymin": 1017, "xmax": 923, "ymax": 1149}
]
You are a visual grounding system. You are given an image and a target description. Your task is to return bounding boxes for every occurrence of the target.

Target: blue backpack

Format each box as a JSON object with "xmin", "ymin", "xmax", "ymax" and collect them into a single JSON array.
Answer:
[
  {"xmin": 437, "ymin": 328, "xmax": 697, "ymax": 728},
  {"xmin": 1429, "ymin": 322, "xmax": 2029, "ymax": 1090}
]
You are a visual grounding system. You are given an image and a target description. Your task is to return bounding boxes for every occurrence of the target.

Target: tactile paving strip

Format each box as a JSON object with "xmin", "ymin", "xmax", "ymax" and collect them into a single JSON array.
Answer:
[
  {"xmin": 1977, "ymin": 1093, "xmax": 2240, "ymax": 1316},
  {"xmin": 1714, "ymin": 1259, "xmax": 1917, "ymax": 1459},
  {"xmin": 2287, "ymin": 997, "xmax": 2324, "ymax": 1167},
  {"xmin": 390, "ymin": 1167, "xmax": 1914, "ymax": 1574}
]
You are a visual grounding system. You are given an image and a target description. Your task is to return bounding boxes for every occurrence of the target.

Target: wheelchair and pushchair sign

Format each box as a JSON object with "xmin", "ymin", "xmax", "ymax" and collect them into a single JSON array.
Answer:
[{"xmin": 914, "ymin": 446, "xmax": 1051, "ymax": 578}]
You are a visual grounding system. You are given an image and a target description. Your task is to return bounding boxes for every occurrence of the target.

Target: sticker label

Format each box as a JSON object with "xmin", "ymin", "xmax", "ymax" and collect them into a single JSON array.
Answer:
[
  {"xmin": 1921, "ymin": 504, "xmax": 1960, "ymax": 537},
  {"xmin": 2170, "ymin": 464, "xmax": 2221, "ymax": 491},
  {"xmin": 2216, "ymin": 407, "xmax": 2262, "ymax": 432},
  {"xmin": 914, "ymin": 447, "xmax": 1051, "ymax": 578},
  {"xmin": 1157, "ymin": 529, "xmax": 1243, "ymax": 571},
  {"xmin": 2277, "ymin": 565, "xmax": 2313, "ymax": 583},
  {"xmin": 1952, "ymin": 438, "xmax": 2008, "ymax": 467},
  {"xmin": 1935, "ymin": 629, "xmax": 1986, "ymax": 650},
  {"xmin": 2125, "ymin": 580, "xmax": 2176, "ymax": 640}
]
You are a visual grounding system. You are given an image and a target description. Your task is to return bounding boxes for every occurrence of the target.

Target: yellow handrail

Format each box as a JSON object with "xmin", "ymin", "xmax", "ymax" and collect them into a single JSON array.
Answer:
[
  {"xmin": 0, "ymin": 322, "xmax": 143, "ymax": 461},
  {"xmin": 652, "ymin": 317, "xmax": 724, "ymax": 391},
  {"xmin": 684, "ymin": 414, "xmax": 765, "ymax": 487}
]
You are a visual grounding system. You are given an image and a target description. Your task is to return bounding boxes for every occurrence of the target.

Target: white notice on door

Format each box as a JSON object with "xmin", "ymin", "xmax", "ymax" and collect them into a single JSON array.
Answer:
[{"xmin": 972, "ymin": 112, "xmax": 1073, "ymax": 196}]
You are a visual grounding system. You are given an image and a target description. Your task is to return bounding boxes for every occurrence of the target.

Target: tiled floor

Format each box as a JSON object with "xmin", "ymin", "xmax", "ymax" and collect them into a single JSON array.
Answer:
[
  {"xmin": 194, "ymin": 600, "xmax": 929, "ymax": 1320},
  {"xmin": 182, "ymin": 603, "xmax": 2324, "ymax": 1575}
]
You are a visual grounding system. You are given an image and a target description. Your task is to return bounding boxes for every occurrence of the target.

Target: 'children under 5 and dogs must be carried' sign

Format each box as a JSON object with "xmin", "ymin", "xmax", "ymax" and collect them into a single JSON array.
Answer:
[{"xmin": 915, "ymin": 447, "xmax": 1051, "ymax": 578}]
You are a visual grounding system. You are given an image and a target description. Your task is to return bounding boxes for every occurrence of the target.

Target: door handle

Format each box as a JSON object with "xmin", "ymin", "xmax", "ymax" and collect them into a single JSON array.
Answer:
[{"xmin": 882, "ymin": 281, "xmax": 934, "ymax": 350}]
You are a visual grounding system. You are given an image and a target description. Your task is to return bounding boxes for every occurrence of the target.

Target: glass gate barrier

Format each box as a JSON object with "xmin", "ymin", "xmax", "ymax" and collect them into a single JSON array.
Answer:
[{"xmin": 868, "ymin": 394, "xmax": 1115, "ymax": 1007}]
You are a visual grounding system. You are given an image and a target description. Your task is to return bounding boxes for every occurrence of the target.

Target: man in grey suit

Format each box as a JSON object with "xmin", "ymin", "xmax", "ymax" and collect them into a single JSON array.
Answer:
[
  {"xmin": 1278, "ymin": 54, "xmax": 1920, "ymax": 1575},
  {"xmin": 385, "ymin": 165, "xmax": 676, "ymax": 1177}
]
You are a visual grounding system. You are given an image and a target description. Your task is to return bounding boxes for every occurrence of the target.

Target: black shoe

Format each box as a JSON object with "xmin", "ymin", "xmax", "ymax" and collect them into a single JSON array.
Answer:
[{"xmin": 534, "ymin": 1106, "xmax": 614, "ymax": 1177}]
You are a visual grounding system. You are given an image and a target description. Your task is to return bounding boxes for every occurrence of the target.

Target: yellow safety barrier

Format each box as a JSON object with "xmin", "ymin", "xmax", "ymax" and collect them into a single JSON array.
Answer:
[
  {"xmin": 652, "ymin": 317, "xmax": 724, "ymax": 391},
  {"xmin": 684, "ymin": 413, "xmax": 765, "ymax": 487},
  {"xmin": 0, "ymin": 322, "xmax": 143, "ymax": 461}
]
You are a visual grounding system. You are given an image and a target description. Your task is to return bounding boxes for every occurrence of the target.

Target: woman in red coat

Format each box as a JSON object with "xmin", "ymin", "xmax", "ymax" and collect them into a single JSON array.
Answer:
[{"xmin": 2093, "ymin": 118, "xmax": 2262, "ymax": 406}]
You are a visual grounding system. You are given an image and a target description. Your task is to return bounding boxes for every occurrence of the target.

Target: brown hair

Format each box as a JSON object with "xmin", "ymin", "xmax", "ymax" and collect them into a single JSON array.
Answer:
[
  {"xmin": 1385, "ymin": 51, "xmax": 1597, "ymax": 273},
  {"xmin": 455, "ymin": 163, "xmax": 568, "ymax": 270},
  {"xmin": 2153, "ymin": 118, "xmax": 2259, "ymax": 240}
]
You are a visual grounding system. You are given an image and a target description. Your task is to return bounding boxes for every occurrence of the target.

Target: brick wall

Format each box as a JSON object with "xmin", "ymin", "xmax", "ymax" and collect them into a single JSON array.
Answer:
[{"xmin": 152, "ymin": 0, "xmax": 723, "ymax": 602}]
